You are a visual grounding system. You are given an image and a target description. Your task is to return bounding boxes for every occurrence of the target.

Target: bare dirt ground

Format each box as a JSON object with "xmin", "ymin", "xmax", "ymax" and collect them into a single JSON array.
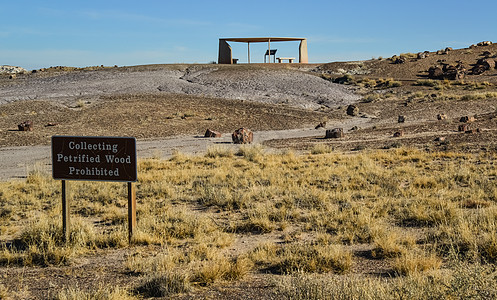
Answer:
[{"xmin": 2, "ymin": 42, "xmax": 497, "ymax": 299}]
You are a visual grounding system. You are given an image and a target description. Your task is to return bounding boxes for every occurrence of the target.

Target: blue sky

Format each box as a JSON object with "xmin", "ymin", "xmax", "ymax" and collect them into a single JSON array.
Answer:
[{"xmin": 2, "ymin": 0, "xmax": 497, "ymax": 70}]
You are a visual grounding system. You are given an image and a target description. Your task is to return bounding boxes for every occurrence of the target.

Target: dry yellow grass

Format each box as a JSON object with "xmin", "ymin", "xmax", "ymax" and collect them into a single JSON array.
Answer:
[{"xmin": 1, "ymin": 146, "xmax": 497, "ymax": 297}]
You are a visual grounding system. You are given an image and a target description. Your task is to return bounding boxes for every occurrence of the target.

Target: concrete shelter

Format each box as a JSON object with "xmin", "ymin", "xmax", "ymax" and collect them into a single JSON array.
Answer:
[{"xmin": 218, "ymin": 37, "xmax": 308, "ymax": 64}]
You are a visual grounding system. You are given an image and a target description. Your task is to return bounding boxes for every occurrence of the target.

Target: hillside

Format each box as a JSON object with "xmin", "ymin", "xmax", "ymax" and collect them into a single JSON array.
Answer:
[{"xmin": 1, "ymin": 43, "xmax": 497, "ymax": 299}]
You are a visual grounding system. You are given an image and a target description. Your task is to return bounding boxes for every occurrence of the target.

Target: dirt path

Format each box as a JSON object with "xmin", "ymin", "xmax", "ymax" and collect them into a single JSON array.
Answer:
[{"xmin": 0, "ymin": 118, "xmax": 371, "ymax": 181}]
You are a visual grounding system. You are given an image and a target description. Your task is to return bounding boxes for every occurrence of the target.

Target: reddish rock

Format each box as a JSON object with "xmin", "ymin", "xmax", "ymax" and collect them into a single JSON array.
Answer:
[
  {"xmin": 325, "ymin": 128, "xmax": 343, "ymax": 139},
  {"xmin": 232, "ymin": 128, "xmax": 253, "ymax": 144},
  {"xmin": 458, "ymin": 124, "xmax": 470, "ymax": 132},
  {"xmin": 393, "ymin": 130, "xmax": 404, "ymax": 137},
  {"xmin": 18, "ymin": 121, "xmax": 33, "ymax": 131},
  {"xmin": 204, "ymin": 129, "xmax": 222, "ymax": 138},
  {"xmin": 346, "ymin": 105, "xmax": 359, "ymax": 116},
  {"xmin": 459, "ymin": 116, "xmax": 475, "ymax": 123},
  {"xmin": 437, "ymin": 113, "xmax": 447, "ymax": 120},
  {"xmin": 315, "ymin": 122, "xmax": 326, "ymax": 129},
  {"xmin": 428, "ymin": 66, "xmax": 444, "ymax": 79}
]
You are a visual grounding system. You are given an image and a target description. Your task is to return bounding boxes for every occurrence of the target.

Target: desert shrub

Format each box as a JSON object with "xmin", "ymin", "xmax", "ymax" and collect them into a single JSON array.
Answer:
[
  {"xmin": 235, "ymin": 144, "xmax": 265, "ymax": 162},
  {"xmin": 270, "ymin": 243, "xmax": 352, "ymax": 274},
  {"xmin": 205, "ymin": 145, "xmax": 233, "ymax": 158},
  {"xmin": 332, "ymin": 74, "xmax": 356, "ymax": 84},
  {"xmin": 376, "ymin": 78, "xmax": 402, "ymax": 88},
  {"xmin": 414, "ymin": 79, "xmax": 439, "ymax": 87},
  {"xmin": 275, "ymin": 262, "xmax": 497, "ymax": 299},
  {"xmin": 310, "ymin": 144, "xmax": 333, "ymax": 154},
  {"xmin": 362, "ymin": 93, "xmax": 381, "ymax": 103},
  {"xmin": 392, "ymin": 250, "xmax": 442, "ymax": 276},
  {"xmin": 134, "ymin": 272, "xmax": 191, "ymax": 297},
  {"xmin": 56, "ymin": 285, "xmax": 134, "ymax": 300}
]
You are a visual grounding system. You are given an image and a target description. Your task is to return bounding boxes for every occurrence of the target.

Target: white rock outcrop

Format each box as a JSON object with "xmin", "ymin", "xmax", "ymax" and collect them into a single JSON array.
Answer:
[{"xmin": 0, "ymin": 65, "xmax": 28, "ymax": 74}]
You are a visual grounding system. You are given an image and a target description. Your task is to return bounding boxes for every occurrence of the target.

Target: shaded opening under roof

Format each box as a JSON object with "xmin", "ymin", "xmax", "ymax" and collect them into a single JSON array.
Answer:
[{"xmin": 218, "ymin": 37, "xmax": 308, "ymax": 64}]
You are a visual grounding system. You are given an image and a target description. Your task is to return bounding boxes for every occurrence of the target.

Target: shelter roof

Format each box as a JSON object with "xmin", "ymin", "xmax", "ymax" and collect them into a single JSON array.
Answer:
[{"xmin": 220, "ymin": 37, "xmax": 305, "ymax": 43}]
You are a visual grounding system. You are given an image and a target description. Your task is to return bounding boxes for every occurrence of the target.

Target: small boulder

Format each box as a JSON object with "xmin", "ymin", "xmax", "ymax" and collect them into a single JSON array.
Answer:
[
  {"xmin": 428, "ymin": 66, "xmax": 444, "ymax": 79},
  {"xmin": 346, "ymin": 105, "xmax": 359, "ymax": 116},
  {"xmin": 459, "ymin": 116, "xmax": 475, "ymax": 123},
  {"xmin": 458, "ymin": 124, "xmax": 470, "ymax": 132},
  {"xmin": 18, "ymin": 121, "xmax": 33, "ymax": 131},
  {"xmin": 393, "ymin": 130, "xmax": 404, "ymax": 137},
  {"xmin": 477, "ymin": 41, "xmax": 492, "ymax": 46},
  {"xmin": 434, "ymin": 137, "xmax": 446, "ymax": 142},
  {"xmin": 398, "ymin": 115, "xmax": 406, "ymax": 123},
  {"xmin": 205, "ymin": 129, "xmax": 222, "ymax": 138},
  {"xmin": 437, "ymin": 113, "xmax": 448, "ymax": 120},
  {"xmin": 232, "ymin": 128, "xmax": 253, "ymax": 144},
  {"xmin": 315, "ymin": 122, "xmax": 326, "ymax": 129},
  {"xmin": 325, "ymin": 128, "xmax": 344, "ymax": 139},
  {"xmin": 394, "ymin": 57, "xmax": 406, "ymax": 64}
]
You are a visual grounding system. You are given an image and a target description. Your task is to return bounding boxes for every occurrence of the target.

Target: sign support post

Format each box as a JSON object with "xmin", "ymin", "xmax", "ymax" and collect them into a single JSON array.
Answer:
[
  {"xmin": 128, "ymin": 182, "xmax": 136, "ymax": 243},
  {"xmin": 62, "ymin": 180, "xmax": 70, "ymax": 242},
  {"xmin": 52, "ymin": 136, "xmax": 138, "ymax": 245}
]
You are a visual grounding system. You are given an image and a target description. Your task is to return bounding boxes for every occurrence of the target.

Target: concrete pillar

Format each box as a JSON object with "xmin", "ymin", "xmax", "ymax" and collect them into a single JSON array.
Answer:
[
  {"xmin": 299, "ymin": 39, "xmax": 308, "ymax": 63},
  {"xmin": 218, "ymin": 39, "xmax": 233, "ymax": 64}
]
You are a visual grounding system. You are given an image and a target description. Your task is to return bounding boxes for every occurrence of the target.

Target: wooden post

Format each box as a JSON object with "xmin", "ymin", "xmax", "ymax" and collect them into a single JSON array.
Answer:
[
  {"xmin": 62, "ymin": 180, "xmax": 70, "ymax": 242},
  {"xmin": 247, "ymin": 42, "xmax": 250, "ymax": 64},
  {"xmin": 128, "ymin": 182, "xmax": 136, "ymax": 243},
  {"xmin": 268, "ymin": 39, "xmax": 271, "ymax": 63}
]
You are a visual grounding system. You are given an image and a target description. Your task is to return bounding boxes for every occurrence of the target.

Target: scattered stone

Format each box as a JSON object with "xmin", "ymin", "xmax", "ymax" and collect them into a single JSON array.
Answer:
[
  {"xmin": 472, "ymin": 58, "xmax": 496, "ymax": 74},
  {"xmin": 18, "ymin": 121, "xmax": 33, "ymax": 131},
  {"xmin": 346, "ymin": 105, "xmax": 359, "ymax": 116},
  {"xmin": 398, "ymin": 115, "xmax": 406, "ymax": 123},
  {"xmin": 429, "ymin": 63, "xmax": 467, "ymax": 80},
  {"xmin": 204, "ymin": 129, "xmax": 221, "ymax": 138},
  {"xmin": 350, "ymin": 126, "xmax": 359, "ymax": 131},
  {"xmin": 393, "ymin": 130, "xmax": 404, "ymax": 137},
  {"xmin": 437, "ymin": 113, "xmax": 447, "ymax": 120},
  {"xmin": 428, "ymin": 66, "xmax": 444, "ymax": 79},
  {"xmin": 477, "ymin": 41, "xmax": 492, "ymax": 46},
  {"xmin": 472, "ymin": 64, "xmax": 487, "ymax": 75},
  {"xmin": 0, "ymin": 65, "xmax": 27, "ymax": 74},
  {"xmin": 232, "ymin": 128, "xmax": 253, "ymax": 144},
  {"xmin": 459, "ymin": 116, "xmax": 475, "ymax": 123},
  {"xmin": 315, "ymin": 122, "xmax": 326, "ymax": 129},
  {"xmin": 45, "ymin": 122, "xmax": 58, "ymax": 127},
  {"xmin": 417, "ymin": 52, "xmax": 427, "ymax": 59},
  {"xmin": 482, "ymin": 51, "xmax": 492, "ymax": 57},
  {"xmin": 458, "ymin": 124, "xmax": 470, "ymax": 132},
  {"xmin": 434, "ymin": 137, "xmax": 446, "ymax": 142},
  {"xmin": 325, "ymin": 128, "xmax": 344, "ymax": 138},
  {"xmin": 393, "ymin": 57, "xmax": 406, "ymax": 64}
]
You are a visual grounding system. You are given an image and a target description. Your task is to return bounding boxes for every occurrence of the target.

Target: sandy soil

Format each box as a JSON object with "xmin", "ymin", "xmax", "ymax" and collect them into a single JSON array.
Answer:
[{"xmin": 0, "ymin": 118, "xmax": 372, "ymax": 181}]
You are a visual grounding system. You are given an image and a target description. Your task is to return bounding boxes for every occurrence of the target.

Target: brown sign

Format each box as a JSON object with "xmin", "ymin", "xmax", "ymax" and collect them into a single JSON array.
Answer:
[{"xmin": 52, "ymin": 136, "xmax": 137, "ymax": 182}]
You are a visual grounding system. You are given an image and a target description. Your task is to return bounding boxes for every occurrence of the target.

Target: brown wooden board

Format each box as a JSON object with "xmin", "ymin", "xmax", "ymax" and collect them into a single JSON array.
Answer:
[{"xmin": 52, "ymin": 136, "xmax": 137, "ymax": 182}]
